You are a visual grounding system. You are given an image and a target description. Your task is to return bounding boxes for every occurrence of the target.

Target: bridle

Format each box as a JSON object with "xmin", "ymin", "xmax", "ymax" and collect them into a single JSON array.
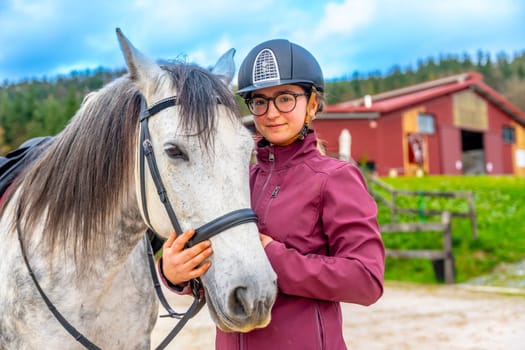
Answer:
[
  {"xmin": 138, "ymin": 95, "xmax": 257, "ymax": 349},
  {"xmin": 138, "ymin": 96, "xmax": 257, "ymax": 246},
  {"xmin": 17, "ymin": 94, "xmax": 258, "ymax": 350}
]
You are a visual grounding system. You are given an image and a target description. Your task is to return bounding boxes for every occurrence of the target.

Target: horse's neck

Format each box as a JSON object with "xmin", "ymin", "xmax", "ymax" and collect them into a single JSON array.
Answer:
[
  {"xmin": 0, "ymin": 199, "xmax": 157, "ymax": 349},
  {"xmin": 78, "ymin": 204, "xmax": 148, "ymax": 282},
  {"xmin": 22, "ymin": 199, "xmax": 148, "ymax": 289},
  {"xmin": 102, "ymin": 204, "xmax": 148, "ymax": 257}
]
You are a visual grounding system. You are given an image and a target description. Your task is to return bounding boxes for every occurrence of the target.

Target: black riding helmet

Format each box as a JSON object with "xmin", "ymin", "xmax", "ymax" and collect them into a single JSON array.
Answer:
[{"xmin": 237, "ymin": 39, "xmax": 324, "ymax": 97}]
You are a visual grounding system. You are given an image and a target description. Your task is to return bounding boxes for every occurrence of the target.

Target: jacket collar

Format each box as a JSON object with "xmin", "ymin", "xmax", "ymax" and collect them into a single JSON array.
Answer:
[{"xmin": 255, "ymin": 130, "xmax": 318, "ymax": 169}]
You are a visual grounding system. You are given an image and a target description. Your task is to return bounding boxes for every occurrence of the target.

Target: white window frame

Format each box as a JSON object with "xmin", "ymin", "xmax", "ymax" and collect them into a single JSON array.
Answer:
[{"xmin": 418, "ymin": 113, "xmax": 435, "ymax": 134}]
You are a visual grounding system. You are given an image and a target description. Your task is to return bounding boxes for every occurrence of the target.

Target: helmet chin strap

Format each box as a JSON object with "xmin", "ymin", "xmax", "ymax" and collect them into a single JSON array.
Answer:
[{"xmin": 275, "ymin": 91, "xmax": 317, "ymax": 146}]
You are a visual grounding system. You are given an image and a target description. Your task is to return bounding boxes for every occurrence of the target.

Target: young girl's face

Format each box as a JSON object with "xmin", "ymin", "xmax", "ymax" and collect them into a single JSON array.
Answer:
[{"xmin": 250, "ymin": 84, "xmax": 313, "ymax": 146}]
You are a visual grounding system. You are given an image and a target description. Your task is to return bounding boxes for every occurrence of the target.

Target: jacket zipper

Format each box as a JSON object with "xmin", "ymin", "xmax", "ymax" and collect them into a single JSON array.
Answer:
[
  {"xmin": 262, "ymin": 185, "xmax": 280, "ymax": 225},
  {"xmin": 253, "ymin": 149, "xmax": 275, "ymax": 210},
  {"xmin": 239, "ymin": 332, "xmax": 244, "ymax": 350}
]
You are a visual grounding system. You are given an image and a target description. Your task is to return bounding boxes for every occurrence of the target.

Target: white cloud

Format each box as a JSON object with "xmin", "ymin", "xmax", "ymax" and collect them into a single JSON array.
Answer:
[
  {"xmin": 0, "ymin": 0, "xmax": 523, "ymax": 82},
  {"xmin": 8, "ymin": 0, "xmax": 56, "ymax": 17},
  {"xmin": 0, "ymin": 0, "xmax": 55, "ymax": 39},
  {"xmin": 184, "ymin": 37, "xmax": 235, "ymax": 71},
  {"xmin": 413, "ymin": 0, "xmax": 516, "ymax": 20},
  {"xmin": 214, "ymin": 36, "xmax": 234, "ymax": 57},
  {"xmin": 315, "ymin": 0, "xmax": 377, "ymax": 40}
]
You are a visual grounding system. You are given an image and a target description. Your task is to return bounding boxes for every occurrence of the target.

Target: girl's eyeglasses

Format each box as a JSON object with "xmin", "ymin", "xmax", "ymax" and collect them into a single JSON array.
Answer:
[{"xmin": 245, "ymin": 93, "xmax": 307, "ymax": 116}]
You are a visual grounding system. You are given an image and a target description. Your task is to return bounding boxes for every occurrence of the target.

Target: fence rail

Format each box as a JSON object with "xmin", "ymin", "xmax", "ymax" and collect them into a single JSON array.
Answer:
[
  {"xmin": 367, "ymin": 175, "xmax": 477, "ymax": 239},
  {"xmin": 381, "ymin": 211, "xmax": 455, "ymax": 284}
]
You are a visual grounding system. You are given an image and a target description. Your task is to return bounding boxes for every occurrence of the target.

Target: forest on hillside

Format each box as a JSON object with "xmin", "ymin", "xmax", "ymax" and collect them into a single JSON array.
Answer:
[{"xmin": 1, "ymin": 49, "xmax": 524, "ymax": 154}]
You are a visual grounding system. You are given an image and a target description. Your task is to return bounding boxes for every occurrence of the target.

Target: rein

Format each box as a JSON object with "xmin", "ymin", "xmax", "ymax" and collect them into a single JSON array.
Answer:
[{"xmin": 16, "ymin": 94, "xmax": 257, "ymax": 349}]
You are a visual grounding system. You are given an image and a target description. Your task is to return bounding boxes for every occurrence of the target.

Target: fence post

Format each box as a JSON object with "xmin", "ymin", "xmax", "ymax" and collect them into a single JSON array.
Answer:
[
  {"xmin": 391, "ymin": 190, "xmax": 397, "ymax": 222},
  {"xmin": 442, "ymin": 211, "xmax": 455, "ymax": 284},
  {"xmin": 467, "ymin": 193, "xmax": 478, "ymax": 240}
]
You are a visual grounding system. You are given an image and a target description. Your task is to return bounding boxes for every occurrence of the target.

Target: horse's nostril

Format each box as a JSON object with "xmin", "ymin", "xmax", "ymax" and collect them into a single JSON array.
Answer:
[
  {"xmin": 264, "ymin": 295, "xmax": 274, "ymax": 310},
  {"xmin": 229, "ymin": 286, "xmax": 249, "ymax": 316}
]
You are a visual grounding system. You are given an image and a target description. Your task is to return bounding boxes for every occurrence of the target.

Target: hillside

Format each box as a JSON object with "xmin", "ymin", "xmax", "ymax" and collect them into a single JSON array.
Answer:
[{"xmin": 1, "ymin": 49, "xmax": 525, "ymax": 154}]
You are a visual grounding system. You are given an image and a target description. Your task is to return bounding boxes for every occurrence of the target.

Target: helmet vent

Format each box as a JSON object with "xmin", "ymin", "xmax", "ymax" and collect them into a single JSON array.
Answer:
[{"xmin": 252, "ymin": 49, "xmax": 280, "ymax": 86}]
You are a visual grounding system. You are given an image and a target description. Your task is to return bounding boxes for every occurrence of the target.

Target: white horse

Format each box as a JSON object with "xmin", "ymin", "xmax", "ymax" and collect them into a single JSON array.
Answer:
[{"xmin": 0, "ymin": 29, "xmax": 276, "ymax": 350}]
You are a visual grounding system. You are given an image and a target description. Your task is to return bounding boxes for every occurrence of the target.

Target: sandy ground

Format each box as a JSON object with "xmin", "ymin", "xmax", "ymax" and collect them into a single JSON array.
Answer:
[{"xmin": 151, "ymin": 282, "xmax": 525, "ymax": 350}]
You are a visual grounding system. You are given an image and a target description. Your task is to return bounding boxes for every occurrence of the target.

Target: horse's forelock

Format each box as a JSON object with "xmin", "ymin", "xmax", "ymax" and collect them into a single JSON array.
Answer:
[{"xmin": 161, "ymin": 62, "xmax": 241, "ymax": 150}]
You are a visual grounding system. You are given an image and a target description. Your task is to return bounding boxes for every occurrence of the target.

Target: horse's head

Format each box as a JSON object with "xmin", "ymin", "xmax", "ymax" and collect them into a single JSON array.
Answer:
[{"xmin": 116, "ymin": 29, "xmax": 276, "ymax": 332}]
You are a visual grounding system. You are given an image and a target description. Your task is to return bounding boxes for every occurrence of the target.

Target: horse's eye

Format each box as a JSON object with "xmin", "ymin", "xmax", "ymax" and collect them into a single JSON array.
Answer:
[{"xmin": 164, "ymin": 144, "xmax": 188, "ymax": 161}]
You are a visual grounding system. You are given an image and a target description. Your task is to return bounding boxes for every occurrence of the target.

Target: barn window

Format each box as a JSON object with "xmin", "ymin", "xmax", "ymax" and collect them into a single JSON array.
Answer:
[
  {"xmin": 502, "ymin": 126, "xmax": 516, "ymax": 144},
  {"xmin": 418, "ymin": 113, "xmax": 435, "ymax": 134}
]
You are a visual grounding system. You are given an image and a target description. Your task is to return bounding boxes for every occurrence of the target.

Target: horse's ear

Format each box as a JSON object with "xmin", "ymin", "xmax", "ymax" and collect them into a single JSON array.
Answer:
[
  {"xmin": 116, "ymin": 28, "xmax": 163, "ymax": 89},
  {"xmin": 211, "ymin": 48, "xmax": 236, "ymax": 86}
]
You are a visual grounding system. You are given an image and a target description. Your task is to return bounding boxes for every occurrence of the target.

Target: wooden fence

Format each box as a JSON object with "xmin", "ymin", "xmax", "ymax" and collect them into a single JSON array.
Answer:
[
  {"xmin": 381, "ymin": 211, "xmax": 455, "ymax": 284},
  {"xmin": 364, "ymin": 175, "xmax": 478, "ymax": 284},
  {"xmin": 367, "ymin": 175, "xmax": 477, "ymax": 240}
]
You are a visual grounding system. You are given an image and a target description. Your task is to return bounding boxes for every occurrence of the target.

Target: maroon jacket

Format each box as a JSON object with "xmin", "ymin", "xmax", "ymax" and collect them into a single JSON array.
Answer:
[{"xmin": 215, "ymin": 131, "xmax": 385, "ymax": 349}]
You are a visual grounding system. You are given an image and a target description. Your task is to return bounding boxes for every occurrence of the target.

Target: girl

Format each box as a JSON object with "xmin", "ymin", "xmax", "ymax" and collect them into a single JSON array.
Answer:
[{"xmin": 161, "ymin": 39, "xmax": 385, "ymax": 350}]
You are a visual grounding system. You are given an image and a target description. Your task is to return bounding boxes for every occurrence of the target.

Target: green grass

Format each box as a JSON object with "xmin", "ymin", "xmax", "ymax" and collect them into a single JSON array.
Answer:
[{"xmin": 370, "ymin": 175, "xmax": 525, "ymax": 284}]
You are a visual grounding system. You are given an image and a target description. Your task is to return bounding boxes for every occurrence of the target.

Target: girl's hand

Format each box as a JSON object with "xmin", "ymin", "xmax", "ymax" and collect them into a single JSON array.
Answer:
[
  {"xmin": 161, "ymin": 229, "xmax": 213, "ymax": 286},
  {"xmin": 259, "ymin": 233, "xmax": 274, "ymax": 248}
]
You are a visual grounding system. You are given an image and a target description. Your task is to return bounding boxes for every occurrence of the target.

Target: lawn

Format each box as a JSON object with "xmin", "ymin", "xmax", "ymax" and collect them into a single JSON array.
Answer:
[{"xmin": 368, "ymin": 175, "xmax": 525, "ymax": 284}]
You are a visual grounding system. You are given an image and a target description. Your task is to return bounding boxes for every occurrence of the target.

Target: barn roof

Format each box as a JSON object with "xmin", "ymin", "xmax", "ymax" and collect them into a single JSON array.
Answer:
[{"xmin": 321, "ymin": 72, "xmax": 525, "ymax": 125}]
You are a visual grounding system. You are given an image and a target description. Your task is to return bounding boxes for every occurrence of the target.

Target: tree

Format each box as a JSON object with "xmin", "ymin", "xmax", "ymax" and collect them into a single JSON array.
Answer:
[{"xmin": 2, "ymin": 49, "xmax": 525, "ymax": 154}]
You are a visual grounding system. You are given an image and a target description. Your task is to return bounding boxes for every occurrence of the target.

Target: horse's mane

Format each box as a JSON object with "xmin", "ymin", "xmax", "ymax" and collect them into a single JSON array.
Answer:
[{"xmin": 10, "ymin": 61, "xmax": 240, "ymax": 263}]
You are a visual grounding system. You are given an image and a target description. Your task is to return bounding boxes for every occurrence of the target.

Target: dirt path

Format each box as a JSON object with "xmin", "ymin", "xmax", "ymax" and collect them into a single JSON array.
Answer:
[{"xmin": 151, "ymin": 282, "xmax": 525, "ymax": 350}]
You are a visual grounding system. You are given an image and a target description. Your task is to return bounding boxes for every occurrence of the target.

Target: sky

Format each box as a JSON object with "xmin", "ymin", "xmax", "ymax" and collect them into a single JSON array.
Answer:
[{"xmin": 0, "ymin": 0, "xmax": 524, "ymax": 84}]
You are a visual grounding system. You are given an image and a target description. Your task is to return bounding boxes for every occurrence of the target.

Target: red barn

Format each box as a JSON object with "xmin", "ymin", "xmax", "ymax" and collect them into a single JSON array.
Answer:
[{"xmin": 313, "ymin": 72, "xmax": 525, "ymax": 176}]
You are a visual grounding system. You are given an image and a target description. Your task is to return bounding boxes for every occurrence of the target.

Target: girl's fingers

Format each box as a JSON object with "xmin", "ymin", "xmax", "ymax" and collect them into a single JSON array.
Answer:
[
  {"xmin": 172, "ymin": 228, "xmax": 196, "ymax": 251},
  {"xmin": 186, "ymin": 240, "xmax": 211, "ymax": 257},
  {"xmin": 188, "ymin": 261, "xmax": 212, "ymax": 279},
  {"xmin": 164, "ymin": 232, "xmax": 177, "ymax": 249},
  {"xmin": 186, "ymin": 247, "xmax": 212, "ymax": 269},
  {"xmin": 161, "ymin": 229, "xmax": 213, "ymax": 283}
]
